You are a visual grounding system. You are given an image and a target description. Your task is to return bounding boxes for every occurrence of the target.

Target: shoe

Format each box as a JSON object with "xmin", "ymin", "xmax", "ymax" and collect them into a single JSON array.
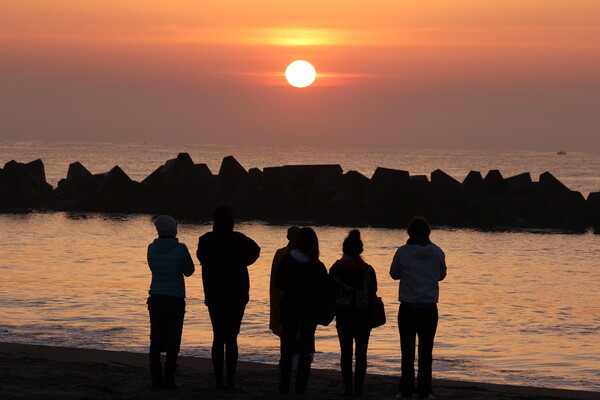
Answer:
[
  {"xmin": 149, "ymin": 362, "xmax": 163, "ymax": 388},
  {"xmin": 163, "ymin": 363, "xmax": 180, "ymax": 389},
  {"xmin": 294, "ymin": 355, "xmax": 312, "ymax": 394},
  {"xmin": 419, "ymin": 395, "xmax": 435, "ymax": 400},
  {"xmin": 395, "ymin": 394, "xmax": 413, "ymax": 400},
  {"xmin": 163, "ymin": 374, "xmax": 180, "ymax": 389}
]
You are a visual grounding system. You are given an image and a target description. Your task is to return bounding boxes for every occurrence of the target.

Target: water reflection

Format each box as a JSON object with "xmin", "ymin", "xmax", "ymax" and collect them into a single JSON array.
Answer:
[{"xmin": 0, "ymin": 212, "xmax": 598, "ymax": 391}]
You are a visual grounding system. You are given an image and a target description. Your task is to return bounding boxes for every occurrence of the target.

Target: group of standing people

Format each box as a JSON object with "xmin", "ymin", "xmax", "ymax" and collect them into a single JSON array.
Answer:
[
  {"xmin": 146, "ymin": 206, "xmax": 446, "ymax": 399},
  {"xmin": 270, "ymin": 227, "xmax": 378, "ymax": 396}
]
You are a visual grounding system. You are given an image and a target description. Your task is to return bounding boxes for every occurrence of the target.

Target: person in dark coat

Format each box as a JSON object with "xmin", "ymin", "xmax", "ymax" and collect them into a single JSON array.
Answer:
[
  {"xmin": 329, "ymin": 229, "xmax": 378, "ymax": 397},
  {"xmin": 147, "ymin": 215, "xmax": 195, "ymax": 389},
  {"xmin": 269, "ymin": 226, "xmax": 300, "ymax": 337},
  {"xmin": 275, "ymin": 227, "xmax": 329, "ymax": 395},
  {"xmin": 196, "ymin": 206, "xmax": 260, "ymax": 390}
]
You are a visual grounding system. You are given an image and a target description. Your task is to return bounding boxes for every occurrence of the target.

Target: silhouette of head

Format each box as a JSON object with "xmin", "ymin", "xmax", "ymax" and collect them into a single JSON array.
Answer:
[
  {"xmin": 154, "ymin": 215, "xmax": 177, "ymax": 237},
  {"xmin": 213, "ymin": 206, "xmax": 234, "ymax": 232},
  {"xmin": 407, "ymin": 216, "xmax": 431, "ymax": 239},
  {"xmin": 343, "ymin": 229, "xmax": 363, "ymax": 257},
  {"xmin": 295, "ymin": 227, "xmax": 319, "ymax": 261},
  {"xmin": 286, "ymin": 226, "xmax": 300, "ymax": 244}
]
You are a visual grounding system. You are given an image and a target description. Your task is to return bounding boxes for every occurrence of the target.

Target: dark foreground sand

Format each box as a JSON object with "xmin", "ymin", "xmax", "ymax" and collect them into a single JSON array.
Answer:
[{"xmin": 0, "ymin": 342, "xmax": 597, "ymax": 400}]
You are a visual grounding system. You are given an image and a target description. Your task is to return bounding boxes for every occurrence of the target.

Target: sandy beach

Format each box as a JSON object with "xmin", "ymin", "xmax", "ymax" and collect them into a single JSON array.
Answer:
[{"xmin": 0, "ymin": 342, "xmax": 596, "ymax": 400}]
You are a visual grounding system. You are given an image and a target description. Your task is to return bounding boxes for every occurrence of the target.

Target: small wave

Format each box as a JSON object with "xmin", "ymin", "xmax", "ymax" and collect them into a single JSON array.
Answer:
[{"xmin": 98, "ymin": 327, "xmax": 127, "ymax": 333}]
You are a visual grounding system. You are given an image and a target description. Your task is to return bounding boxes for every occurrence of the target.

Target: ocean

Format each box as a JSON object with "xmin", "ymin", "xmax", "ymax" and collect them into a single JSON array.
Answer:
[{"xmin": 0, "ymin": 141, "xmax": 599, "ymax": 392}]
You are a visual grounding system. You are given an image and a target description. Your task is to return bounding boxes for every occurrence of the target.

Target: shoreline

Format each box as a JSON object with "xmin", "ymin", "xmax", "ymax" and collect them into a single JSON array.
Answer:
[{"xmin": 0, "ymin": 342, "xmax": 597, "ymax": 399}]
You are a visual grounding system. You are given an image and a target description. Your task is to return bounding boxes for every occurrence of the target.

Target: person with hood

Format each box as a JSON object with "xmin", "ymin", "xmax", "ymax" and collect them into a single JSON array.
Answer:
[
  {"xmin": 196, "ymin": 206, "xmax": 260, "ymax": 390},
  {"xmin": 147, "ymin": 215, "xmax": 195, "ymax": 389},
  {"xmin": 329, "ymin": 229, "xmax": 378, "ymax": 397},
  {"xmin": 269, "ymin": 226, "xmax": 300, "ymax": 337},
  {"xmin": 390, "ymin": 217, "xmax": 447, "ymax": 400},
  {"xmin": 275, "ymin": 227, "xmax": 329, "ymax": 395}
]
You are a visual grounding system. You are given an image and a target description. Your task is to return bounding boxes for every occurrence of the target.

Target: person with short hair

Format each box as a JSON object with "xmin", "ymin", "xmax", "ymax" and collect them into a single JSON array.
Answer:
[
  {"xmin": 390, "ymin": 217, "xmax": 447, "ymax": 400},
  {"xmin": 196, "ymin": 206, "xmax": 260, "ymax": 390},
  {"xmin": 147, "ymin": 215, "xmax": 195, "ymax": 389}
]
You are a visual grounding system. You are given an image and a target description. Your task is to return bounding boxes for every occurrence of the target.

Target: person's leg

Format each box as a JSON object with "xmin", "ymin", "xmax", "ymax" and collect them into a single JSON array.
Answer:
[
  {"xmin": 208, "ymin": 304, "xmax": 226, "ymax": 389},
  {"xmin": 295, "ymin": 320, "xmax": 316, "ymax": 394},
  {"xmin": 399, "ymin": 304, "xmax": 417, "ymax": 398},
  {"xmin": 148, "ymin": 296, "xmax": 166, "ymax": 388},
  {"xmin": 278, "ymin": 318, "xmax": 299, "ymax": 394},
  {"xmin": 163, "ymin": 297, "xmax": 185, "ymax": 389},
  {"xmin": 354, "ymin": 325, "xmax": 371, "ymax": 397},
  {"xmin": 336, "ymin": 323, "xmax": 354, "ymax": 396},
  {"xmin": 417, "ymin": 305, "xmax": 438, "ymax": 399},
  {"xmin": 224, "ymin": 302, "xmax": 246, "ymax": 389}
]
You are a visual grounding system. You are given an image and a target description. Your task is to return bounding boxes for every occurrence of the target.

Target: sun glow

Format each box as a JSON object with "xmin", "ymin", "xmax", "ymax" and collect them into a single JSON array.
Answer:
[{"xmin": 285, "ymin": 60, "xmax": 316, "ymax": 88}]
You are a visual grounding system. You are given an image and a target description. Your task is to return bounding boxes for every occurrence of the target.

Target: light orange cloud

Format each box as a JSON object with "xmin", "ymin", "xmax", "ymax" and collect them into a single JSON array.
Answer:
[{"xmin": 1, "ymin": 0, "xmax": 600, "ymax": 150}]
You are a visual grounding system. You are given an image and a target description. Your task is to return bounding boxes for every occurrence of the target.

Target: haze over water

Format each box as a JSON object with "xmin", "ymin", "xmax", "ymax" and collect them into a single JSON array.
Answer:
[{"xmin": 1, "ymin": 141, "xmax": 599, "ymax": 392}]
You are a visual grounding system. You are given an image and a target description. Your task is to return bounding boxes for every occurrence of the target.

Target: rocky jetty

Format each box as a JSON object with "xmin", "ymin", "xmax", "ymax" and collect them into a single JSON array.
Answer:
[{"xmin": 1, "ymin": 155, "xmax": 599, "ymax": 232}]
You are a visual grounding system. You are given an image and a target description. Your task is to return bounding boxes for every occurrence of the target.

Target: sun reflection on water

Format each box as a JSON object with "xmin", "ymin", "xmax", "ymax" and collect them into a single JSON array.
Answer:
[{"xmin": 0, "ymin": 212, "xmax": 599, "ymax": 391}]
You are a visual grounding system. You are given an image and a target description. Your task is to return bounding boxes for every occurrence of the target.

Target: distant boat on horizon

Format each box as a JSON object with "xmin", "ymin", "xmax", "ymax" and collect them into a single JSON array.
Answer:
[{"xmin": 557, "ymin": 150, "xmax": 567, "ymax": 155}]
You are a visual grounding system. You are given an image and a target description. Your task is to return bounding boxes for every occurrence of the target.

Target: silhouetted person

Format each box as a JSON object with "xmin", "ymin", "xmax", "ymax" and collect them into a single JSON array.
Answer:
[
  {"xmin": 329, "ymin": 229, "xmax": 378, "ymax": 397},
  {"xmin": 390, "ymin": 217, "xmax": 447, "ymax": 400},
  {"xmin": 196, "ymin": 206, "xmax": 260, "ymax": 390},
  {"xmin": 269, "ymin": 226, "xmax": 300, "ymax": 337},
  {"xmin": 275, "ymin": 227, "xmax": 329, "ymax": 394},
  {"xmin": 147, "ymin": 215, "xmax": 195, "ymax": 389}
]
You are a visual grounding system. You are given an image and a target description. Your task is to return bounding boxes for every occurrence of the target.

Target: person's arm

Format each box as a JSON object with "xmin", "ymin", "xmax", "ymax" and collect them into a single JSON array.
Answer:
[
  {"xmin": 319, "ymin": 261, "xmax": 330, "ymax": 293},
  {"xmin": 181, "ymin": 244, "xmax": 195, "ymax": 277},
  {"xmin": 369, "ymin": 265, "xmax": 378, "ymax": 294},
  {"xmin": 439, "ymin": 260, "xmax": 447, "ymax": 281},
  {"xmin": 147, "ymin": 244, "xmax": 152, "ymax": 270},
  {"xmin": 439, "ymin": 249, "xmax": 447, "ymax": 281},
  {"xmin": 440, "ymin": 258, "xmax": 447, "ymax": 281},
  {"xmin": 270, "ymin": 249, "xmax": 283, "ymax": 289},
  {"xmin": 244, "ymin": 236, "xmax": 261, "ymax": 266},
  {"xmin": 196, "ymin": 236, "xmax": 204, "ymax": 265},
  {"xmin": 389, "ymin": 248, "xmax": 402, "ymax": 280},
  {"xmin": 234, "ymin": 233, "xmax": 260, "ymax": 267},
  {"xmin": 275, "ymin": 255, "xmax": 291, "ymax": 291}
]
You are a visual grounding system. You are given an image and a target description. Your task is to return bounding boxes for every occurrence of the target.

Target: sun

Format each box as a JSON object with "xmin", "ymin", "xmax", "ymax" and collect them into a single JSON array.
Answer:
[{"xmin": 285, "ymin": 60, "xmax": 316, "ymax": 88}]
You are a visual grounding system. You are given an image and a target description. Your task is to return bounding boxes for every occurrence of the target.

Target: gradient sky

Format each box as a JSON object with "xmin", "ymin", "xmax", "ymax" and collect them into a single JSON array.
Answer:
[{"xmin": 1, "ymin": 1, "xmax": 599, "ymax": 151}]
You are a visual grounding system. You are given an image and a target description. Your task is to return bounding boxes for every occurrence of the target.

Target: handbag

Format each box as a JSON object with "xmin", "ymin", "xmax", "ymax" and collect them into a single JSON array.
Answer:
[
  {"xmin": 369, "ymin": 296, "xmax": 386, "ymax": 328},
  {"xmin": 317, "ymin": 291, "xmax": 336, "ymax": 326}
]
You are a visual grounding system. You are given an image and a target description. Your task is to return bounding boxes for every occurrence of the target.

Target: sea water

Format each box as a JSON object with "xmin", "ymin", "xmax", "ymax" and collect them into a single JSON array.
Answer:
[{"xmin": 0, "ymin": 141, "xmax": 599, "ymax": 392}]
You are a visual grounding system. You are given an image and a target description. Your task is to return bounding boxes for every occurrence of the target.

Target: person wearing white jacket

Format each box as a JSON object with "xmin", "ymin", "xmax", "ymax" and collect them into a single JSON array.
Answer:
[{"xmin": 390, "ymin": 217, "xmax": 447, "ymax": 400}]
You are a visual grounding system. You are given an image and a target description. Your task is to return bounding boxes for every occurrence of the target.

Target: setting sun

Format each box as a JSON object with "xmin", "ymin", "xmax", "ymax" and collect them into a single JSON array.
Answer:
[{"xmin": 285, "ymin": 60, "xmax": 316, "ymax": 88}]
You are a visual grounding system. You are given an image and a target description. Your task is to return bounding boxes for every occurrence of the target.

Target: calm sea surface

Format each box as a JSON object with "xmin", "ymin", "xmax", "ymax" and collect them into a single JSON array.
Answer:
[{"xmin": 0, "ymin": 141, "xmax": 599, "ymax": 392}]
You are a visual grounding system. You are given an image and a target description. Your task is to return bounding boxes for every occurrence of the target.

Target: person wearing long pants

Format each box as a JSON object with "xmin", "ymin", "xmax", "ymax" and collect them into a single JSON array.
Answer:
[
  {"xmin": 276, "ymin": 227, "xmax": 329, "ymax": 395},
  {"xmin": 147, "ymin": 215, "xmax": 195, "ymax": 389},
  {"xmin": 197, "ymin": 206, "xmax": 260, "ymax": 389},
  {"xmin": 330, "ymin": 229, "xmax": 378, "ymax": 396},
  {"xmin": 398, "ymin": 302, "xmax": 438, "ymax": 398},
  {"xmin": 390, "ymin": 217, "xmax": 446, "ymax": 400}
]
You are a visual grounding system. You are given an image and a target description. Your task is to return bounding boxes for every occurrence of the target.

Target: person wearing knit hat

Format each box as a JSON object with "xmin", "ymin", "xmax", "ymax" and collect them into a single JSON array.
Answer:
[
  {"xmin": 147, "ymin": 215, "xmax": 195, "ymax": 389},
  {"xmin": 154, "ymin": 215, "xmax": 178, "ymax": 237},
  {"xmin": 329, "ymin": 229, "xmax": 379, "ymax": 397}
]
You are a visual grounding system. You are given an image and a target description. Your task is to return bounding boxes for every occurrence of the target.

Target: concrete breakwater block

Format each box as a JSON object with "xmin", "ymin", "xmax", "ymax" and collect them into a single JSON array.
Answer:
[{"xmin": 0, "ymin": 155, "xmax": 597, "ymax": 232}]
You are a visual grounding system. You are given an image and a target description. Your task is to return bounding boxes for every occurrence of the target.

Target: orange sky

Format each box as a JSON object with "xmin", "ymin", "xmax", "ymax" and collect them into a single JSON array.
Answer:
[{"xmin": 1, "ymin": 1, "xmax": 599, "ymax": 150}]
